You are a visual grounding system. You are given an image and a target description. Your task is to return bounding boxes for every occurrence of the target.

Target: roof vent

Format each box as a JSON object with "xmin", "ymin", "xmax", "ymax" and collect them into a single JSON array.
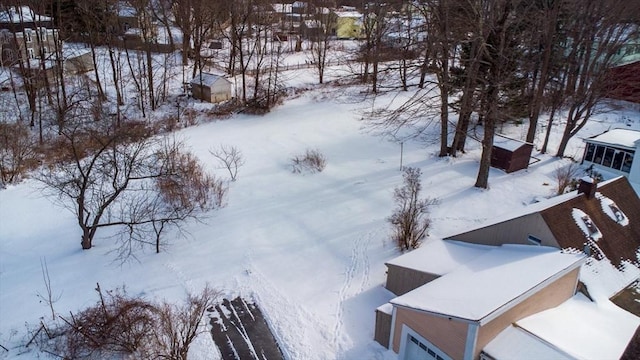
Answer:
[{"xmin": 577, "ymin": 177, "xmax": 597, "ymax": 199}]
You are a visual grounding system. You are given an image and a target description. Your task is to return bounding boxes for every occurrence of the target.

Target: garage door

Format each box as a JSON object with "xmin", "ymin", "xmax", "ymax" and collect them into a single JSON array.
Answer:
[{"xmin": 404, "ymin": 335, "xmax": 447, "ymax": 360}]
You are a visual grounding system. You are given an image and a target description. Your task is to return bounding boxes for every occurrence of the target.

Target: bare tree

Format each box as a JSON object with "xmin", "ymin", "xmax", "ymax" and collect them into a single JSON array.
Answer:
[
  {"xmin": 554, "ymin": 0, "xmax": 638, "ymax": 157},
  {"xmin": 554, "ymin": 162, "xmax": 581, "ymax": 195},
  {"xmin": 37, "ymin": 116, "xmax": 223, "ymax": 254},
  {"xmin": 0, "ymin": 122, "xmax": 38, "ymax": 185},
  {"xmin": 388, "ymin": 167, "xmax": 435, "ymax": 251},
  {"xmin": 152, "ymin": 285, "xmax": 219, "ymax": 360},
  {"xmin": 37, "ymin": 258, "xmax": 62, "ymax": 321},
  {"xmin": 209, "ymin": 145, "xmax": 244, "ymax": 181},
  {"xmin": 306, "ymin": 2, "xmax": 336, "ymax": 84}
]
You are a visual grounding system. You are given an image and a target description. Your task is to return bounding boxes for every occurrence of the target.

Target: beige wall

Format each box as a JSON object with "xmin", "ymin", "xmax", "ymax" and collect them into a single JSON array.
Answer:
[
  {"xmin": 386, "ymin": 264, "xmax": 440, "ymax": 296},
  {"xmin": 391, "ymin": 267, "xmax": 580, "ymax": 359},
  {"xmin": 474, "ymin": 267, "xmax": 580, "ymax": 358},
  {"xmin": 393, "ymin": 307, "xmax": 468, "ymax": 359},
  {"xmin": 446, "ymin": 213, "xmax": 559, "ymax": 248}
]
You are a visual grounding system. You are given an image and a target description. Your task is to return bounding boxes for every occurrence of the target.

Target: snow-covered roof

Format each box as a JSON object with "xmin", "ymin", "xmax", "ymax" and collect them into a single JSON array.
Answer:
[
  {"xmin": 483, "ymin": 325, "xmax": 575, "ymax": 360},
  {"xmin": 0, "ymin": 6, "xmax": 52, "ymax": 23},
  {"xmin": 442, "ymin": 176, "xmax": 623, "ymax": 240},
  {"xmin": 117, "ymin": 3, "xmax": 137, "ymax": 18},
  {"xmin": 514, "ymin": 293, "xmax": 640, "ymax": 359},
  {"xmin": 385, "ymin": 239, "xmax": 492, "ymax": 276},
  {"xmin": 390, "ymin": 245, "xmax": 585, "ymax": 323},
  {"xmin": 190, "ymin": 73, "xmax": 230, "ymax": 87},
  {"xmin": 585, "ymin": 128, "xmax": 640, "ymax": 149},
  {"xmin": 493, "ymin": 134, "xmax": 531, "ymax": 151},
  {"xmin": 335, "ymin": 11, "xmax": 363, "ymax": 19}
]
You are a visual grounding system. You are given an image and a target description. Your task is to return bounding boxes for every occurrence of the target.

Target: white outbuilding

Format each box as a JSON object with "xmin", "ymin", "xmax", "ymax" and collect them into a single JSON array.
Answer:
[{"xmin": 190, "ymin": 73, "xmax": 232, "ymax": 103}]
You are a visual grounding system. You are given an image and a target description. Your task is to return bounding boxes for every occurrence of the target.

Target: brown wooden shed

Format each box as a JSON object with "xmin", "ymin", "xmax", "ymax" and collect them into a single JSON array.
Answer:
[{"xmin": 491, "ymin": 134, "xmax": 534, "ymax": 173}]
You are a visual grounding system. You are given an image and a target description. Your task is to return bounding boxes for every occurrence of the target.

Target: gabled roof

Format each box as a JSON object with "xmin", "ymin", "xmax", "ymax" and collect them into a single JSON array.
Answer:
[
  {"xmin": 445, "ymin": 176, "xmax": 640, "ymax": 267},
  {"xmin": 584, "ymin": 128, "xmax": 640, "ymax": 149},
  {"xmin": 390, "ymin": 245, "xmax": 585, "ymax": 323},
  {"xmin": 493, "ymin": 134, "xmax": 533, "ymax": 151},
  {"xmin": 385, "ymin": 239, "xmax": 492, "ymax": 276},
  {"xmin": 190, "ymin": 73, "xmax": 231, "ymax": 88},
  {"xmin": 540, "ymin": 177, "xmax": 640, "ymax": 266},
  {"xmin": 0, "ymin": 6, "xmax": 52, "ymax": 24},
  {"xmin": 510, "ymin": 293, "xmax": 640, "ymax": 359}
]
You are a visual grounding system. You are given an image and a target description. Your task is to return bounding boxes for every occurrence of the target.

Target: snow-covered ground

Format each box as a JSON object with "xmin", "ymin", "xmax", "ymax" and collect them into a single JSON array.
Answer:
[{"xmin": 1, "ymin": 62, "xmax": 639, "ymax": 359}]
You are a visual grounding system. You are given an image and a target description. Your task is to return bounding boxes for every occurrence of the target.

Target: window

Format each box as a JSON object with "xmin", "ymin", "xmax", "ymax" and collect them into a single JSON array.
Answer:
[
  {"xmin": 593, "ymin": 145, "xmax": 605, "ymax": 164},
  {"xmin": 584, "ymin": 143, "xmax": 635, "ymax": 174},
  {"xmin": 585, "ymin": 143, "xmax": 595, "ymax": 162},
  {"xmin": 527, "ymin": 235, "xmax": 542, "ymax": 245},
  {"xmin": 27, "ymin": 48, "xmax": 34, "ymax": 59},
  {"xmin": 612, "ymin": 151, "xmax": 625, "ymax": 170},
  {"xmin": 40, "ymin": 27, "xmax": 47, "ymax": 41},
  {"xmin": 602, "ymin": 148, "xmax": 614, "ymax": 167},
  {"xmin": 24, "ymin": 29, "xmax": 32, "ymax": 42},
  {"xmin": 622, "ymin": 153, "xmax": 633, "ymax": 173},
  {"xmin": 405, "ymin": 335, "xmax": 451, "ymax": 360}
]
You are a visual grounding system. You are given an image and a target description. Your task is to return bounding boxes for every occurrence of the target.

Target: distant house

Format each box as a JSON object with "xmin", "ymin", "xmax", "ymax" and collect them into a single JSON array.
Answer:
[
  {"xmin": 332, "ymin": 9, "xmax": 363, "ymax": 39},
  {"xmin": 603, "ymin": 61, "xmax": 640, "ymax": 104},
  {"xmin": 190, "ymin": 73, "xmax": 232, "ymax": 103},
  {"xmin": 376, "ymin": 242, "xmax": 593, "ymax": 359},
  {"xmin": 0, "ymin": 6, "xmax": 59, "ymax": 66},
  {"xmin": 491, "ymin": 134, "xmax": 534, "ymax": 173},
  {"xmin": 581, "ymin": 128, "xmax": 640, "ymax": 187}
]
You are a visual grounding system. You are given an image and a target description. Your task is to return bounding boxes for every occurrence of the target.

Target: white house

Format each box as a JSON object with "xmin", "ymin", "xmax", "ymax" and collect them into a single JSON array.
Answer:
[{"xmin": 581, "ymin": 128, "xmax": 640, "ymax": 189}]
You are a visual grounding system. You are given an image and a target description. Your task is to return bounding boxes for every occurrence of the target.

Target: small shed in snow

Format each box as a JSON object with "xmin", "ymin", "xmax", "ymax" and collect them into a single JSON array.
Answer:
[
  {"xmin": 491, "ymin": 134, "xmax": 534, "ymax": 173},
  {"xmin": 190, "ymin": 73, "xmax": 232, "ymax": 103}
]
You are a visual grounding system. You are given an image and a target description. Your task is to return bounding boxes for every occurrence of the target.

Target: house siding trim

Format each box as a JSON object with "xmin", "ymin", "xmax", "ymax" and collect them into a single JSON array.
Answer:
[
  {"xmin": 464, "ymin": 323, "xmax": 480, "ymax": 360},
  {"xmin": 388, "ymin": 306, "xmax": 397, "ymax": 350},
  {"xmin": 392, "ymin": 303, "xmax": 477, "ymax": 325}
]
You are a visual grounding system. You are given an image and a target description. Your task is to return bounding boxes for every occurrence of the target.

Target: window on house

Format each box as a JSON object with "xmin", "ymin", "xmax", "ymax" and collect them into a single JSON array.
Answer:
[
  {"xmin": 527, "ymin": 235, "xmax": 542, "ymax": 245},
  {"xmin": 602, "ymin": 148, "xmax": 615, "ymax": 167},
  {"xmin": 593, "ymin": 145, "xmax": 605, "ymax": 164},
  {"xmin": 24, "ymin": 29, "xmax": 32, "ymax": 42},
  {"xmin": 612, "ymin": 151, "xmax": 625, "ymax": 170},
  {"xmin": 406, "ymin": 335, "xmax": 451, "ymax": 360},
  {"xmin": 585, "ymin": 143, "xmax": 595, "ymax": 162},
  {"xmin": 585, "ymin": 143, "xmax": 634, "ymax": 174},
  {"xmin": 40, "ymin": 27, "xmax": 47, "ymax": 41},
  {"xmin": 27, "ymin": 48, "xmax": 35, "ymax": 59},
  {"xmin": 622, "ymin": 153, "xmax": 633, "ymax": 173}
]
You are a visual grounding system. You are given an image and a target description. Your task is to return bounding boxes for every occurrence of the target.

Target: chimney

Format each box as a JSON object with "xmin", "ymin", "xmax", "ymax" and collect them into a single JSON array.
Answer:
[{"xmin": 577, "ymin": 176, "xmax": 597, "ymax": 199}]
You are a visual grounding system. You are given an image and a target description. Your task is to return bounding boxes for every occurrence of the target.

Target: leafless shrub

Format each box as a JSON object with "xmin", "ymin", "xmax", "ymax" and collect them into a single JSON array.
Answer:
[
  {"xmin": 37, "ymin": 258, "xmax": 61, "ymax": 321},
  {"xmin": 158, "ymin": 113, "xmax": 181, "ymax": 133},
  {"xmin": 388, "ymin": 167, "xmax": 437, "ymax": 251},
  {"xmin": 0, "ymin": 122, "xmax": 39, "ymax": 186},
  {"xmin": 554, "ymin": 162, "xmax": 581, "ymax": 195},
  {"xmin": 151, "ymin": 285, "xmax": 219, "ymax": 360},
  {"xmin": 55, "ymin": 284, "xmax": 157, "ymax": 359},
  {"xmin": 209, "ymin": 145, "xmax": 244, "ymax": 181},
  {"xmin": 291, "ymin": 149, "xmax": 327, "ymax": 174},
  {"xmin": 46, "ymin": 284, "xmax": 219, "ymax": 360}
]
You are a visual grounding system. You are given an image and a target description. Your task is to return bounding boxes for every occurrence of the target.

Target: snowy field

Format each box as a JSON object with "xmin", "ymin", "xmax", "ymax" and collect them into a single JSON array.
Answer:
[{"xmin": 1, "ymin": 62, "xmax": 640, "ymax": 359}]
